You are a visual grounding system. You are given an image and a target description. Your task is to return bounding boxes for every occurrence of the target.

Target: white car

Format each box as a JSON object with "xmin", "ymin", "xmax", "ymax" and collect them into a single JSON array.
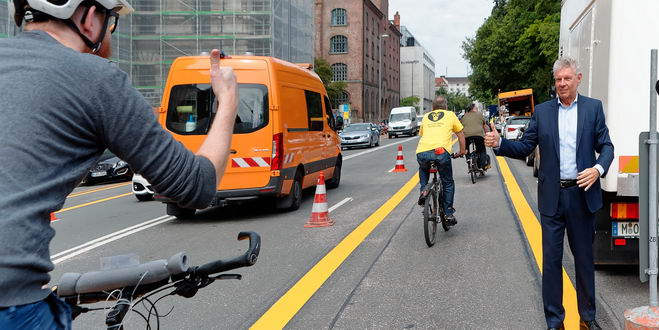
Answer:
[
  {"xmin": 132, "ymin": 174, "xmax": 154, "ymax": 201},
  {"xmin": 502, "ymin": 116, "xmax": 531, "ymax": 140}
]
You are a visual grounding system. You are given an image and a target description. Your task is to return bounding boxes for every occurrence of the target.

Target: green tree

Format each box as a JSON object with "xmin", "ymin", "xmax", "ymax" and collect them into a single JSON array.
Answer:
[
  {"xmin": 400, "ymin": 96, "xmax": 420, "ymax": 107},
  {"xmin": 314, "ymin": 58, "xmax": 347, "ymax": 106},
  {"xmin": 435, "ymin": 88, "xmax": 473, "ymax": 113},
  {"xmin": 462, "ymin": 0, "xmax": 560, "ymax": 104}
]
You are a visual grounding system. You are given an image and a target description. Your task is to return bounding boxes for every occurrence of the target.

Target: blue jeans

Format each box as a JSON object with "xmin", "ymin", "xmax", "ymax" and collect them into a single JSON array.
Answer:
[
  {"xmin": 417, "ymin": 150, "xmax": 455, "ymax": 215},
  {"xmin": 0, "ymin": 293, "xmax": 72, "ymax": 330}
]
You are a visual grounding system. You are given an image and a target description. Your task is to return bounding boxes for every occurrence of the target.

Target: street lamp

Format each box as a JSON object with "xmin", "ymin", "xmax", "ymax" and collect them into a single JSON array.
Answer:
[{"xmin": 378, "ymin": 33, "xmax": 389, "ymax": 122}]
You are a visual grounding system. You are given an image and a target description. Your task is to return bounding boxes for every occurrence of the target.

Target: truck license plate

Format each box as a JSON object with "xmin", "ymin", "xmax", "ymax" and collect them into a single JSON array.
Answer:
[
  {"xmin": 612, "ymin": 221, "xmax": 639, "ymax": 237},
  {"xmin": 91, "ymin": 171, "xmax": 107, "ymax": 178}
]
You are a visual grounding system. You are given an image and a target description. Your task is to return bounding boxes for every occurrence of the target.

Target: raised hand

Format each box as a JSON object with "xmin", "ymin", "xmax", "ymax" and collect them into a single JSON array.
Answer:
[
  {"xmin": 485, "ymin": 122, "xmax": 500, "ymax": 148},
  {"xmin": 210, "ymin": 49, "xmax": 238, "ymax": 115}
]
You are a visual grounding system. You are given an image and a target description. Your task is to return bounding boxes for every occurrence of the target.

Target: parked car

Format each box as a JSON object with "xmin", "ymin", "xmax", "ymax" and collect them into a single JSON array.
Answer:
[
  {"xmin": 81, "ymin": 150, "xmax": 132, "ymax": 185},
  {"xmin": 132, "ymin": 174, "xmax": 154, "ymax": 201},
  {"xmin": 378, "ymin": 122, "xmax": 388, "ymax": 135},
  {"xmin": 518, "ymin": 121, "xmax": 536, "ymax": 166},
  {"xmin": 502, "ymin": 116, "xmax": 531, "ymax": 140},
  {"xmin": 340, "ymin": 123, "xmax": 380, "ymax": 149}
]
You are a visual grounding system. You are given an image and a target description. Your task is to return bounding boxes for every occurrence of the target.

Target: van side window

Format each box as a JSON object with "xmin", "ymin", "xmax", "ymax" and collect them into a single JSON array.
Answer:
[
  {"xmin": 305, "ymin": 90, "xmax": 324, "ymax": 131},
  {"xmin": 166, "ymin": 83, "xmax": 269, "ymax": 135},
  {"xmin": 323, "ymin": 96, "xmax": 336, "ymax": 131}
]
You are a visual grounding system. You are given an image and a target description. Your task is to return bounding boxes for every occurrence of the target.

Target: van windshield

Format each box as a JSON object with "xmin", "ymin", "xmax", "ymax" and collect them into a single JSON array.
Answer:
[
  {"xmin": 390, "ymin": 113, "xmax": 411, "ymax": 121},
  {"xmin": 166, "ymin": 83, "xmax": 268, "ymax": 135}
]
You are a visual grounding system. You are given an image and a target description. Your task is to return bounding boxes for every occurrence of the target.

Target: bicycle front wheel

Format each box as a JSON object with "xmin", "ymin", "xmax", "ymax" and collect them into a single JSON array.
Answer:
[
  {"xmin": 423, "ymin": 190, "xmax": 438, "ymax": 247},
  {"xmin": 470, "ymin": 169, "xmax": 476, "ymax": 184}
]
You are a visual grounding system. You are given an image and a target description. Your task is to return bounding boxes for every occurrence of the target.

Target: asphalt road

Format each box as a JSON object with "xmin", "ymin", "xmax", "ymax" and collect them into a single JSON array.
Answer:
[{"xmin": 44, "ymin": 135, "xmax": 649, "ymax": 329}]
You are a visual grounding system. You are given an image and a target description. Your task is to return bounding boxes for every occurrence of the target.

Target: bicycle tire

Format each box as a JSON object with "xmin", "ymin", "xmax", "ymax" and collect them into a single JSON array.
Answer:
[
  {"xmin": 423, "ymin": 190, "xmax": 438, "ymax": 247},
  {"xmin": 438, "ymin": 189, "xmax": 450, "ymax": 232},
  {"xmin": 470, "ymin": 170, "xmax": 476, "ymax": 184}
]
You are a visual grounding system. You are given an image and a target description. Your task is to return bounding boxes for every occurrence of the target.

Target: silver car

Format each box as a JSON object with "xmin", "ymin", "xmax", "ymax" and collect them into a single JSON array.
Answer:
[{"xmin": 340, "ymin": 123, "xmax": 380, "ymax": 149}]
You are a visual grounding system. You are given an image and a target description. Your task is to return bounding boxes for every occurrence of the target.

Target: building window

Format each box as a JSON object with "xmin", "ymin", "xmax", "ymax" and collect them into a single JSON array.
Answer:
[
  {"xmin": 331, "ymin": 8, "xmax": 347, "ymax": 26},
  {"xmin": 331, "ymin": 63, "xmax": 348, "ymax": 81},
  {"xmin": 334, "ymin": 91, "xmax": 349, "ymax": 106},
  {"xmin": 365, "ymin": 65, "xmax": 369, "ymax": 82},
  {"xmin": 330, "ymin": 35, "xmax": 348, "ymax": 54}
]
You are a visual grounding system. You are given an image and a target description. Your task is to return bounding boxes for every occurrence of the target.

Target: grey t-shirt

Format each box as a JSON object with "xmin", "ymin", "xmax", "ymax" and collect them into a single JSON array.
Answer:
[{"xmin": 0, "ymin": 31, "xmax": 217, "ymax": 307}]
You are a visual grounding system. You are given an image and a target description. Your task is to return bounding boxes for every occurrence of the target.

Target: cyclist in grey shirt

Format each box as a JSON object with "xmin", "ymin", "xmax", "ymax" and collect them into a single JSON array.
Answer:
[{"xmin": 0, "ymin": 0, "xmax": 238, "ymax": 328}]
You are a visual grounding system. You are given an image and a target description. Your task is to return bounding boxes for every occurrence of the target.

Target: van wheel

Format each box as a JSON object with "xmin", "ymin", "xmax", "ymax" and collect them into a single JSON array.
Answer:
[
  {"xmin": 326, "ymin": 161, "xmax": 341, "ymax": 189},
  {"xmin": 276, "ymin": 174, "xmax": 303, "ymax": 211},
  {"xmin": 167, "ymin": 203, "xmax": 196, "ymax": 219}
]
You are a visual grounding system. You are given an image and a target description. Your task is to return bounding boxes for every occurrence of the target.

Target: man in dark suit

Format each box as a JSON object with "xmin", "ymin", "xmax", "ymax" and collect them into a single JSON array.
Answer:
[{"xmin": 485, "ymin": 57, "xmax": 614, "ymax": 330}]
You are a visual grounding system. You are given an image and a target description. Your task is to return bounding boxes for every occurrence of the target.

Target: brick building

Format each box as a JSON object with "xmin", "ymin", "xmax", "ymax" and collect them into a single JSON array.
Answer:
[{"xmin": 315, "ymin": 0, "xmax": 401, "ymax": 123}]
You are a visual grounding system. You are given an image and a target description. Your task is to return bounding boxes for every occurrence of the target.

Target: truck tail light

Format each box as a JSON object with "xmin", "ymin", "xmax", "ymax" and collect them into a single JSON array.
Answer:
[
  {"xmin": 271, "ymin": 133, "xmax": 283, "ymax": 170},
  {"xmin": 614, "ymin": 238, "xmax": 627, "ymax": 246},
  {"xmin": 507, "ymin": 127, "xmax": 516, "ymax": 132},
  {"xmin": 610, "ymin": 202, "xmax": 639, "ymax": 220}
]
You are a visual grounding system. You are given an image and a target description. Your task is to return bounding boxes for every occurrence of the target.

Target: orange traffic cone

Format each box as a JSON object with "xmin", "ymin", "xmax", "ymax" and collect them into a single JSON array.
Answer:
[
  {"xmin": 392, "ymin": 145, "xmax": 408, "ymax": 172},
  {"xmin": 305, "ymin": 172, "xmax": 334, "ymax": 228},
  {"xmin": 50, "ymin": 212, "xmax": 60, "ymax": 222}
]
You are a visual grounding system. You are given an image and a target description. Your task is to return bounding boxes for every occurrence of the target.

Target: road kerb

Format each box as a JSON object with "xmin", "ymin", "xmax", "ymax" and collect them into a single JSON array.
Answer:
[
  {"xmin": 250, "ymin": 173, "xmax": 419, "ymax": 329},
  {"xmin": 495, "ymin": 156, "xmax": 579, "ymax": 329}
]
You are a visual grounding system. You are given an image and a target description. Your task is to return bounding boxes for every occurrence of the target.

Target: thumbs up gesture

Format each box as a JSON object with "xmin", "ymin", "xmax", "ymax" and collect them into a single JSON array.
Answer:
[{"xmin": 485, "ymin": 122, "xmax": 500, "ymax": 148}]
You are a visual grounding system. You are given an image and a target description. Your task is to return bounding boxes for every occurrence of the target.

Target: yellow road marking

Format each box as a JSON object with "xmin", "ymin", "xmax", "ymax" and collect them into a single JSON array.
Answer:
[
  {"xmin": 68, "ymin": 182, "xmax": 131, "ymax": 198},
  {"xmin": 251, "ymin": 174, "xmax": 419, "ymax": 329},
  {"xmin": 496, "ymin": 156, "xmax": 579, "ymax": 329},
  {"xmin": 55, "ymin": 192, "xmax": 132, "ymax": 214}
]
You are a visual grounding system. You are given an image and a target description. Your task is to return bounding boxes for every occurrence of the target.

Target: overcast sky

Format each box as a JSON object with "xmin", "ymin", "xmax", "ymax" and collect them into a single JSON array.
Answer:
[{"xmin": 388, "ymin": 0, "xmax": 494, "ymax": 78}]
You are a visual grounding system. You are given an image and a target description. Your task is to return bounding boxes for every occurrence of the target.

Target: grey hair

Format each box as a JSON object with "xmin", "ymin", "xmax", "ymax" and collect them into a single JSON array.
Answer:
[
  {"xmin": 552, "ymin": 57, "xmax": 581, "ymax": 75},
  {"xmin": 433, "ymin": 95, "xmax": 448, "ymax": 109}
]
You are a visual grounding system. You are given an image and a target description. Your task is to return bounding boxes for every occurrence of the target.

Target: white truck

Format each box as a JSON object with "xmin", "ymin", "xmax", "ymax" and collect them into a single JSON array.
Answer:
[
  {"xmin": 388, "ymin": 106, "xmax": 419, "ymax": 138},
  {"xmin": 560, "ymin": 0, "xmax": 659, "ymax": 264}
]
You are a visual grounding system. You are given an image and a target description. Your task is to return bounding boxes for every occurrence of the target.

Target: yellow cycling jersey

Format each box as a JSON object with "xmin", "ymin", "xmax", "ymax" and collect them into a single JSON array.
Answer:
[{"xmin": 416, "ymin": 109, "xmax": 464, "ymax": 154}]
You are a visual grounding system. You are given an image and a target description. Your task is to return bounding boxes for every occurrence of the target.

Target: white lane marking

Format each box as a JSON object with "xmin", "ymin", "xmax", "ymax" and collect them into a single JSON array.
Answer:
[
  {"xmin": 329, "ymin": 197, "xmax": 353, "ymax": 213},
  {"xmin": 52, "ymin": 215, "xmax": 174, "ymax": 265},
  {"xmin": 343, "ymin": 136, "xmax": 418, "ymax": 161}
]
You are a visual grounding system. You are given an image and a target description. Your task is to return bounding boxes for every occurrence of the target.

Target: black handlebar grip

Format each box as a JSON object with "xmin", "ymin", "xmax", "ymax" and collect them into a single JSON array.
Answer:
[{"xmin": 196, "ymin": 231, "xmax": 261, "ymax": 276}]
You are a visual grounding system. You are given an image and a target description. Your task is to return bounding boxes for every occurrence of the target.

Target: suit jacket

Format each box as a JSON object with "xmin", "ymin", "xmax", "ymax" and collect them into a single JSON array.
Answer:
[{"xmin": 495, "ymin": 95, "xmax": 614, "ymax": 216}]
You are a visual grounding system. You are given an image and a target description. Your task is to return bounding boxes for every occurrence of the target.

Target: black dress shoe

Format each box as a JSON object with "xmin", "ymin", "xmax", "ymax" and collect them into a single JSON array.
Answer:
[
  {"xmin": 580, "ymin": 319, "xmax": 601, "ymax": 330},
  {"xmin": 547, "ymin": 323, "xmax": 564, "ymax": 330}
]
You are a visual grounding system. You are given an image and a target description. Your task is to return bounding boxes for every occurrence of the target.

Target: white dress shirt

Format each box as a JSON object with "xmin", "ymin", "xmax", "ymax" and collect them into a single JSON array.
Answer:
[{"xmin": 558, "ymin": 95, "xmax": 604, "ymax": 179}]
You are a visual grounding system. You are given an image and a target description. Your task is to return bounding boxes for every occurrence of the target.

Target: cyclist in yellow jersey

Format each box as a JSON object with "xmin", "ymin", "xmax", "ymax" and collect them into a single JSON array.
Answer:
[{"xmin": 416, "ymin": 96, "xmax": 466, "ymax": 225}]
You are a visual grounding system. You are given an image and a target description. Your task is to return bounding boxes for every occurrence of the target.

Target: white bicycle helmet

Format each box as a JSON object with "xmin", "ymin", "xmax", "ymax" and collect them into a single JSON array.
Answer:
[
  {"xmin": 11, "ymin": 0, "xmax": 133, "ymax": 53},
  {"xmin": 11, "ymin": 0, "xmax": 133, "ymax": 27}
]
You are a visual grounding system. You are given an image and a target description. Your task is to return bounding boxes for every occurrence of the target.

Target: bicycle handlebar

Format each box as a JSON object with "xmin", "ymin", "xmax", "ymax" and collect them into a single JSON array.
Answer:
[
  {"xmin": 57, "ymin": 252, "xmax": 188, "ymax": 297},
  {"xmin": 194, "ymin": 231, "xmax": 260, "ymax": 276},
  {"xmin": 56, "ymin": 232, "xmax": 260, "ymax": 298}
]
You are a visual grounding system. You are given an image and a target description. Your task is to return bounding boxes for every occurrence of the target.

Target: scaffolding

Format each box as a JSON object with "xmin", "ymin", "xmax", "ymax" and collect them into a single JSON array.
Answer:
[
  {"xmin": 112, "ymin": 0, "xmax": 314, "ymax": 105},
  {"xmin": 1, "ymin": 0, "xmax": 313, "ymax": 106}
]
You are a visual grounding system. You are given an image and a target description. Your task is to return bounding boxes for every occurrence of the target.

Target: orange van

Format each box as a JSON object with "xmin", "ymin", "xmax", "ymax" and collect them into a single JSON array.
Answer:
[{"xmin": 155, "ymin": 55, "xmax": 342, "ymax": 218}]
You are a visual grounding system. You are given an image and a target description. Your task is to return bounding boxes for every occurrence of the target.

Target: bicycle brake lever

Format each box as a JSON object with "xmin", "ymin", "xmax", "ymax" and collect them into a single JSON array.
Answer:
[{"xmin": 211, "ymin": 274, "xmax": 242, "ymax": 280}]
